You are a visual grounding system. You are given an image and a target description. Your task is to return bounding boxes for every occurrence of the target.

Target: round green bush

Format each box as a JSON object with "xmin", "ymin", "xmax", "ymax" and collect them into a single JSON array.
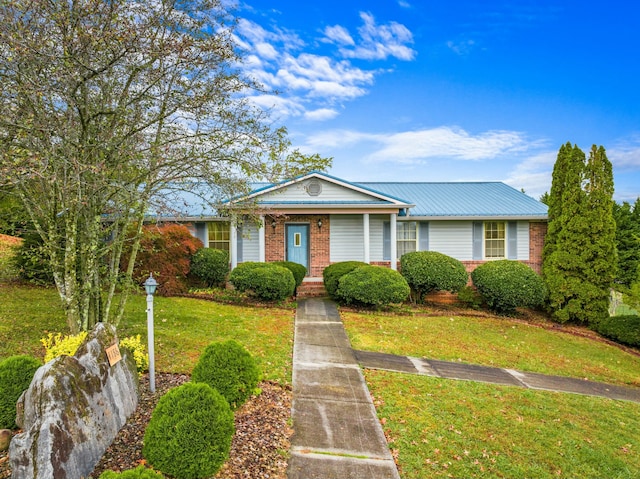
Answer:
[
  {"xmin": 142, "ymin": 382, "xmax": 234, "ymax": 479},
  {"xmin": 593, "ymin": 314, "xmax": 640, "ymax": 348},
  {"xmin": 272, "ymin": 261, "xmax": 307, "ymax": 288},
  {"xmin": 0, "ymin": 355, "xmax": 41, "ymax": 429},
  {"xmin": 471, "ymin": 260, "xmax": 547, "ymax": 314},
  {"xmin": 229, "ymin": 262, "xmax": 295, "ymax": 301},
  {"xmin": 190, "ymin": 248, "xmax": 229, "ymax": 287},
  {"xmin": 400, "ymin": 251, "xmax": 468, "ymax": 301},
  {"xmin": 337, "ymin": 265, "xmax": 410, "ymax": 307},
  {"xmin": 191, "ymin": 340, "xmax": 261, "ymax": 409},
  {"xmin": 322, "ymin": 261, "xmax": 368, "ymax": 299},
  {"xmin": 99, "ymin": 465, "xmax": 164, "ymax": 479}
]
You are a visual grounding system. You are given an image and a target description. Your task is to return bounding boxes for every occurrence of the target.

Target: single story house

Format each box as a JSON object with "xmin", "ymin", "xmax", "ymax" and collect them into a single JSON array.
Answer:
[{"xmin": 161, "ymin": 171, "xmax": 548, "ymax": 278}]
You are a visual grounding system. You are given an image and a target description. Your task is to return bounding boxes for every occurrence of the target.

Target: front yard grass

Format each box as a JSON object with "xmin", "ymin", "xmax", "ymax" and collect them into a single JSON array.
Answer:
[
  {"xmin": 343, "ymin": 310, "xmax": 640, "ymax": 387},
  {"xmin": 367, "ymin": 369, "xmax": 640, "ymax": 479},
  {"xmin": 0, "ymin": 284, "xmax": 294, "ymax": 385}
]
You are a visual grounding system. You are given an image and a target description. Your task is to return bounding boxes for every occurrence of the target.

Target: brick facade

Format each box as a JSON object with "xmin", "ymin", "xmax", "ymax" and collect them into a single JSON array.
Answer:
[{"xmin": 264, "ymin": 214, "xmax": 330, "ymax": 277}]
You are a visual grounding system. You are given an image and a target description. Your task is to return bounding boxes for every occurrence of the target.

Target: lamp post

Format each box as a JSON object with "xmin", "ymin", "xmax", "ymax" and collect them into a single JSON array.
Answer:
[{"xmin": 144, "ymin": 273, "xmax": 158, "ymax": 393}]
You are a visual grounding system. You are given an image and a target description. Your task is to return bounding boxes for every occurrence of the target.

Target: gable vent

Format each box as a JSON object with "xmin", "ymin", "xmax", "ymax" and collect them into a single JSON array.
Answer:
[{"xmin": 306, "ymin": 180, "xmax": 322, "ymax": 196}]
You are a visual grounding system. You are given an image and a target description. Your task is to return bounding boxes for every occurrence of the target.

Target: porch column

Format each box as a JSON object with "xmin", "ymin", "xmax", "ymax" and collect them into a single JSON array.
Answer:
[
  {"xmin": 258, "ymin": 215, "xmax": 266, "ymax": 262},
  {"xmin": 230, "ymin": 215, "xmax": 238, "ymax": 270},
  {"xmin": 363, "ymin": 213, "xmax": 370, "ymax": 264},
  {"xmin": 390, "ymin": 213, "xmax": 397, "ymax": 270}
]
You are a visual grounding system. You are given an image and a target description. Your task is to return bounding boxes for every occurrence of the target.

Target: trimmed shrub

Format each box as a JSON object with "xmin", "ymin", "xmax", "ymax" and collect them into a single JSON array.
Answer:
[
  {"xmin": 471, "ymin": 260, "xmax": 547, "ymax": 314},
  {"xmin": 272, "ymin": 261, "xmax": 307, "ymax": 288},
  {"xmin": 191, "ymin": 340, "xmax": 261, "ymax": 409},
  {"xmin": 0, "ymin": 355, "xmax": 41, "ymax": 429},
  {"xmin": 99, "ymin": 466, "xmax": 164, "ymax": 479},
  {"xmin": 190, "ymin": 248, "xmax": 229, "ymax": 287},
  {"xmin": 229, "ymin": 262, "xmax": 295, "ymax": 301},
  {"xmin": 593, "ymin": 315, "xmax": 640, "ymax": 348},
  {"xmin": 41, "ymin": 331, "xmax": 88, "ymax": 363},
  {"xmin": 122, "ymin": 223, "xmax": 203, "ymax": 296},
  {"xmin": 400, "ymin": 251, "xmax": 468, "ymax": 302},
  {"xmin": 322, "ymin": 261, "xmax": 368, "ymax": 299},
  {"xmin": 143, "ymin": 382, "xmax": 234, "ymax": 479},
  {"xmin": 337, "ymin": 265, "xmax": 410, "ymax": 307}
]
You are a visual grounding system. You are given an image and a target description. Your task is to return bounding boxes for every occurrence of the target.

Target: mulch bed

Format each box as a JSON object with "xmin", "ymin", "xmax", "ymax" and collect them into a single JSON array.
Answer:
[{"xmin": 0, "ymin": 373, "xmax": 293, "ymax": 479}]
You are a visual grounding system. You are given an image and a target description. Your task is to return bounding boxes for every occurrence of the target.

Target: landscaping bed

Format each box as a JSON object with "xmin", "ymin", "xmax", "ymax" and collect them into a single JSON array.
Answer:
[{"xmin": 0, "ymin": 373, "xmax": 292, "ymax": 479}]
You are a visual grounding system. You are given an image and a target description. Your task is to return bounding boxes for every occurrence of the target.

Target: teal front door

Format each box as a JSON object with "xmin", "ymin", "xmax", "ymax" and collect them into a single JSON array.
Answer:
[{"xmin": 286, "ymin": 224, "xmax": 309, "ymax": 271}]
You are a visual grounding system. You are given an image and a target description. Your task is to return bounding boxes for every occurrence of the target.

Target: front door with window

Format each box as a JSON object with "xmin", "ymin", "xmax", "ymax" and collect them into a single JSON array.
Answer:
[{"xmin": 286, "ymin": 224, "xmax": 309, "ymax": 271}]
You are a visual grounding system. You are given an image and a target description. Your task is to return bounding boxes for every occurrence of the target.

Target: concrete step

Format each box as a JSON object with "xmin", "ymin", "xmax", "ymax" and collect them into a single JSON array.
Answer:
[{"xmin": 296, "ymin": 280, "xmax": 327, "ymax": 298}]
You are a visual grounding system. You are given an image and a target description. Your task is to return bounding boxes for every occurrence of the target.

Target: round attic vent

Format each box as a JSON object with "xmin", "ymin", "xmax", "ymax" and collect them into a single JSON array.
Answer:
[{"xmin": 306, "ymin": 180, "xmax": 322, "ymax": 196}]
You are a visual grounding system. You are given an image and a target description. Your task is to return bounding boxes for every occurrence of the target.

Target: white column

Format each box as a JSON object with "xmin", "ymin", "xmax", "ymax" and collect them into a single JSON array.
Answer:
[
  {"xmin": 363, "ymin": 213, "xmax": 370, "ymax": 264},
  {"xmin": 230, "ymin": 216, "xmax": 238, "ymax": 270},
  {"xmin": 390, "ymin": 213, "xmax": 397, "ymax": 270},
  {"xmin": 258, "ymin": 215, "xmax": 266, "ymax": 262}
]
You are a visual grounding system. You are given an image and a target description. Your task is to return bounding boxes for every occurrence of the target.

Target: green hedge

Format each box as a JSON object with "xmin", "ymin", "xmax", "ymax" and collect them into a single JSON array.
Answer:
[
  {"xmin": 400, "ymin": 251, "xmax": 468, "ymax": 301},
  {"xmin": 229, "ymin": 262, "xmax": 295, "ymax": 301},
  {"xmin": 0, "ymin": 355, "xmax": 41, "ymax": 429},
  {"xmin": 191, "ymin": 340, "xmax": 261, "ymax": 409},
  {"xmin": 337, "ymin": 265, "xmax": 410, "ymax": 307},
  {"xmin": 322, "ymin": 261, "xmax": 368, "ymax": 299},
  {"xmin": 272, "ymin": 261, "xmax": 307, "ymax": 288},
  {"xmin": 471, "ymin": 260, "xmax": 547, "ymax": 314},
  {"xmin": 190, "ymin": 248, "xmax": 229, "ymax": 287},
  {"xmin": 593, "ymin": 314, "xmax": 640, "ymax": 348},
  {"xmin": 143, "ymin": 382, "xmax": 234, "ymax": 479}
]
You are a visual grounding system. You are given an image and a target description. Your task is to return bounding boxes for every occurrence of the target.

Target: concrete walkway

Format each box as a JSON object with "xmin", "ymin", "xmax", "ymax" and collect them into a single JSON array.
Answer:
[
  {"xmin": 288, "ymin": 298, "xmax": 640, "ymax": 479},
  {"xmin": 288, "ymin": 298, "xmax": 400, "ymax": 479}
]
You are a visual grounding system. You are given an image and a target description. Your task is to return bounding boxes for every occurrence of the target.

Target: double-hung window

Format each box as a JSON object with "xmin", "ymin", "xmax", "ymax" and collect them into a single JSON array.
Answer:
[
  {"xmin": 484, "ymin": 221, "xmax": 505, "ymax": 258},
  {"xmin": 397, "ymin": 221, "xmax": 417, "ymax": 257},
  {"xmin": 208, "ymin": 222, "xmax": 230, "ymax": 251}
]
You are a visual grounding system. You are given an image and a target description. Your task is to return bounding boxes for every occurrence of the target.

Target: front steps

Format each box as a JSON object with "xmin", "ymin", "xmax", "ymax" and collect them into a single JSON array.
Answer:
[{"xmin": 296, "ymin": 278, "xmax": 327, "ymax": 298}]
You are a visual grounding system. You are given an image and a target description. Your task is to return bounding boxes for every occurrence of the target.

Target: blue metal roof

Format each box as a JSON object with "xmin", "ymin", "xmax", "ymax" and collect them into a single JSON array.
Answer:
[{"xmin": 355, "ymin": 182, "xmax": 548, "ymax": 218}]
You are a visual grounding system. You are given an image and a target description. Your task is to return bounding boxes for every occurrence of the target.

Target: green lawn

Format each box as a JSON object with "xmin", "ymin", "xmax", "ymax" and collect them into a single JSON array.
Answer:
[
  {"xmin": 367, "ymin": 369, "xmax": 640, "ymax": 479},
  {"xmin": 0, "ymin": 285, "xmax": 294, "ymax": 385},
  {"xmin": 343, "ymin": 310, "xmax": 640, "ymax": 387}
]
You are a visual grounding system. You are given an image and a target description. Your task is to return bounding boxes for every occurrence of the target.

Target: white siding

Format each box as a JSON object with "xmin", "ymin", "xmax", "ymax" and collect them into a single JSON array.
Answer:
[
  {"xmin": 259, "ymin": 179, "xmax": 377, "ymax": 203},
  {"xmin": 330, "ymin": 215, "xmax": 364, "ymax": 262},
  {"xmin": 240, "ymin": 224, "xmax": 260, "ymax": 262},
  {"xmin": 517, "ymin": 221, "xmax": 530, "ymax": 260},
  {"xmin": 429, "ymin": 221, "xmax": 474, "ymax": 260},
  {"xmin": 369, "ymin": 215, "xmax": 387, "ymax": 262}
]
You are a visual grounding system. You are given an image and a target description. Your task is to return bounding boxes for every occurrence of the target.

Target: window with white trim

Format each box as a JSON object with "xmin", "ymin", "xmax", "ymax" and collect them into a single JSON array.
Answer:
[
  {"xmin": 208, "ymin": 222, "xmax": 230, "ymax": 251},
  {"xmin": 484, "ymin": 221, "xmax": 505, "ymax": 258},
  {"xmin": 397, "ymin": 221, "xmax": 417, "ymax": 258}
]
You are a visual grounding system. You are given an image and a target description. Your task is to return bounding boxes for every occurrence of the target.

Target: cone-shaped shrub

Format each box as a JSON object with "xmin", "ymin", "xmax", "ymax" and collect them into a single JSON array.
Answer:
[
  {"xmin": 190, "ymin": 248, "xmax": 229, "ymax": 287},
  {"xmin": 191, "ymin": 340, "xmax": 261, "ymax": 409},
  {"xmin": 143, "ymin": 382, "xmax": 234, "ymax": 479},
  {"xmin": 0, "ymin": 355, "xmax": 41, "ymax": 428}
]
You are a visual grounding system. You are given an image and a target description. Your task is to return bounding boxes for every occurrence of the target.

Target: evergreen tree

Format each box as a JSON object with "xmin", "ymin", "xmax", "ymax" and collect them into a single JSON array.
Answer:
[
  {"xmin": 542, "ymin": 144, "xmax": 616, "ymax": 324},
  {"xmin": 613, "ymin": 200, "xmax": 640, "ymax": 288}
]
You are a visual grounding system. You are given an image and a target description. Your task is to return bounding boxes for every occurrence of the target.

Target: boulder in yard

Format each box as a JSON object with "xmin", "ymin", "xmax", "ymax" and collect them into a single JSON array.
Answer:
[{"xmin": 9, "ymin": 323, "xmax": 139, "ymax": 479}]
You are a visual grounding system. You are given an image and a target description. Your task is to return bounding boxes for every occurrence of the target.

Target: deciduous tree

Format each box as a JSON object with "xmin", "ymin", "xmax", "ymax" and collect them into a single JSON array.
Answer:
[{"xmin": 0, "ymin": 0, "xmax": 330, "ymax": 332}]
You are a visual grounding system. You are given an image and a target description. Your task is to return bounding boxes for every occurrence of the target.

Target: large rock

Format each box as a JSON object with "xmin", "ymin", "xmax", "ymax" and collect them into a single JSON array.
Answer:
[{"xmin": 10, "ymin": 323, "xmax": 139, "ymax": 479}]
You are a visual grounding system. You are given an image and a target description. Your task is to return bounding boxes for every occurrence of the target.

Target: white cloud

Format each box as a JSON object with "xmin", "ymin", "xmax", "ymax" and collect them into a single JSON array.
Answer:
[
  {"xmin": 366, "ymin": 126, "xmax": 531, "ymax": 163},
  {"xmin": 323, "ymin": 25, "xmax": 354, "ymax": 46},
  {"xmin": 447, "ymin": 39, "xmax": 476, "ymax": 56},
  {"xmin": 333, "ymin": 12, "xmax": 417, "ymax": 61},
  {"xmin": 502, "ymin": 151, "xmax": 556, "ymax": 199},
  {"xmin": 304, "ymin": 108, "xmax": 340, "ymax": 121},
  {"xmin": 608, "ymin": 138, "xmax": 640, "ymax": 169},
  {"xmin": 398, "ymin": 0, "xmax": 411, "ymax": 8}
]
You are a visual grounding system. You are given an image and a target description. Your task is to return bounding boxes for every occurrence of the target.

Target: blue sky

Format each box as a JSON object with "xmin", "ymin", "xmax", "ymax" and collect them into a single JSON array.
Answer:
[{"xmin": 235, "ymin": 0, "xmax": 640, "ymax": 202}]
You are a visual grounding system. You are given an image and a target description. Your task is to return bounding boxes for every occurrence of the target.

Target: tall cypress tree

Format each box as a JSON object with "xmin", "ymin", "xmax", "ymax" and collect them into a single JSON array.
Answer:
[{"xmin": 543, "ymin": 143, "xmax": 617, "ymax": 324}]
